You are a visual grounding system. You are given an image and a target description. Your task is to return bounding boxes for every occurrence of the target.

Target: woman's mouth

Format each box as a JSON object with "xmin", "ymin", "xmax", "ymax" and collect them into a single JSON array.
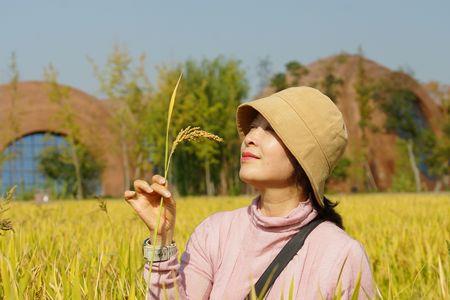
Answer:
[{"xmin": 241, "ymin": 156, "xmax": 258, "ymax": 162}]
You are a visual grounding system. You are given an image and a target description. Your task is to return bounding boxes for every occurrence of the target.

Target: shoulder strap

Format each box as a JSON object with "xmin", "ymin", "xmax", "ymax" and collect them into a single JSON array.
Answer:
[{"xmin": 245, "ymin": 217, "xmax": 325, "ymax": 300}]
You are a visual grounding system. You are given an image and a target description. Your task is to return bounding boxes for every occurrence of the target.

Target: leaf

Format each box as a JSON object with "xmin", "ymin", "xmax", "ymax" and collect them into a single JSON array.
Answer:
[{"xmin": 165, "ymin": 73, "xmax": 183, "ymax": 174}]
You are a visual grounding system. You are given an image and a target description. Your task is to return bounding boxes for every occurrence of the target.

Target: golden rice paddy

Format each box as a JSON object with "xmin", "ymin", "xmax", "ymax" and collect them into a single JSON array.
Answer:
[{"xmin": 0, "ymin": 193, "xmax": 449, "ymax": 299}]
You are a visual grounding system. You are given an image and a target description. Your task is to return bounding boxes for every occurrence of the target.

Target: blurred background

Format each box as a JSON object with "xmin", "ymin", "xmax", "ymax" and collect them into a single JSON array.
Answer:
[{"xmin": 0, "ymin": 1, "xmax": 448, "ymax": 200}]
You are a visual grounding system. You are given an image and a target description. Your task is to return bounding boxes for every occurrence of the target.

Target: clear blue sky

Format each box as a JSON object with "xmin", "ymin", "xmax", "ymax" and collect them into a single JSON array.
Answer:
[{"xmin": 1, "ymin": 0, "xmax": 449, "ymax": 98}]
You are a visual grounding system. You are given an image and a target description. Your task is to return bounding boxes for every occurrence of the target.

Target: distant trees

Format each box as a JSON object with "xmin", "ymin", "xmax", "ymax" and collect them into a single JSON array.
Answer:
[
  {"xmin": 328, "ymin": 157, "xmax": 351, "ymax": 183},
  {"xmin": 2, "ymin": 51, "xmax": 447, "ymax": 196},
  {"xmin": 89, "ymin": 45, "xmax": 152, "ymax": 190},
  {"xmin": 270, "ymin": 60, "xmax": 309, "ymax": 92},
  {"xmin": 38, "ymin": 143, "xmax": 103, "ymax": 198},
  {"xmin": 422, "ymin": 82, "xmax": 450, "ymax": 191},
  {"xmin": 353, "ymin": 49, "xmax": 378, "ymax": 192},
  {"xmin": 88, "ymin": 47, "xmax": 250, "ymax": 196},
  {"xmin": 318, "ymin": 63, "xmax": 343, "ymax": 102},
  {"xmin": 147, "ymin": 56, "xmax": 249, "ymax": 196},
  {"xmin": 44, "ymin": 65, "xmax": 86, "ymax": 199},
  {"xmin": 256, "ymin": 56, "xmax": 273, "ymax": 92},
  {"xmin": 285, "ymin": 61, "xmax": 309, "ymax": 87},
  {"xmin": 373, "ymin": 72, "xmax": 433, "ymax": 192},
  {"xmin": 0, "ymin": 53, "xmax": 22, "ymax": 190}
]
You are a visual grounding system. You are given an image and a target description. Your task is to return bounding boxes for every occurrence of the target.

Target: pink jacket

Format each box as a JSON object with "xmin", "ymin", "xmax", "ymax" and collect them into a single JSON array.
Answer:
[{"xmin": 144, "ymin": 196, "xmax": 375, "ymax": 299}]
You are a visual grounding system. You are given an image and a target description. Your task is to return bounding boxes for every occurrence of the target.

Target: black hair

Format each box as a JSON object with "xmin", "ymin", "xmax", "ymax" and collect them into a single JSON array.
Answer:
[{"xmin": 289, "ymin": 153, "xmax": 344, "ymax": 230}]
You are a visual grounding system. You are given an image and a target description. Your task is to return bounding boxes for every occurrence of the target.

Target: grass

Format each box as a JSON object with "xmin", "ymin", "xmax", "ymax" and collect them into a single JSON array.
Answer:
[{"xmin": 0, "ymin": 193, "xmax": 449, "ymax": 299}]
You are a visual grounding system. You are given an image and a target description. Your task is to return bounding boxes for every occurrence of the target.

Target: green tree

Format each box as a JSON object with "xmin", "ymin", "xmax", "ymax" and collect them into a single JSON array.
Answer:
[
  {"xmin": 329, "ymin": 157, "xmax": 352, "ymax": 181},
  {"xmin": 320, "ymin": 63, "xmax": 343, "ymax": 102},
  {"xmin": 149, "ymin": 56, "xmax": 249, "ymax": 196},
  {"xmin": 270, "ymin": 73, "xmax": 288, "ymax": 92},
  {"xmin": 390, "ymin": 139, "xmax": 416, "ymax": 192},
  {"xmin": 256, "ymin": 56, "xmax": 273, "ymax": 92},
  {"xmin": 89, "ymin": 45, "xmax": 152, "ymax": 190},
  {"xmin": 38, "ymin": 144, "xmax": 103, "ymax": 198},
  {"xmin": 422, "ymin": 82, "xmax": 450, "ymax": 190},
  {"xmin": 285, "ymin": 60, "xmax": 309, "ymax": 86},
  {"xmin": 353, "ymin": 48, "xmax": 378, "ymax": 191},
  {"xmin": 0, "ymin": 53, "xmax": 22, "ymax": 190},
  {"xmin": 44, "ymin": 64, "xmax": 84, "ymax": 199},
  {"xmin": 373, "ymin": 73, "xmax": 430, "ymax": 192},
  {"xmin": 269, "ymin": 60, "xmax": 309, "ymax": 92}
]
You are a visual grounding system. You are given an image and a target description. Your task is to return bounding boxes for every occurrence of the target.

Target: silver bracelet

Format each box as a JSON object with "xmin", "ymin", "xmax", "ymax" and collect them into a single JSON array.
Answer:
[{"xmin": 142, "ymin": 238, "xmax": 177, "ymax": 262}]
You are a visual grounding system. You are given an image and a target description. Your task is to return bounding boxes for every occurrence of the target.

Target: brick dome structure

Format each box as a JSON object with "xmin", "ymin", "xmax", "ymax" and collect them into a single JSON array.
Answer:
[
  {"xmin": 260, "ymin": 54, "xmax": 444, "ymax": 192},
  {"xmin": 0, "ymin": 81, "xmax": 124, "ymax": 197}
]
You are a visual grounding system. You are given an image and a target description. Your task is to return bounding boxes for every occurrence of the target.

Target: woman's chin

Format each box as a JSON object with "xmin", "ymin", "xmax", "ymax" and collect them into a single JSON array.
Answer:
[{"xmin": 239, "ymin": 171, "xmax": 262, "ymax": 186}]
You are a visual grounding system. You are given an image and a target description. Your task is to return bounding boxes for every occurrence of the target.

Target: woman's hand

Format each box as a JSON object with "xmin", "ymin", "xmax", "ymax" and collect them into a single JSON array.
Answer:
[{"xmin": 124, "ymin": 174, "xmax": 176, "ymax": 246}]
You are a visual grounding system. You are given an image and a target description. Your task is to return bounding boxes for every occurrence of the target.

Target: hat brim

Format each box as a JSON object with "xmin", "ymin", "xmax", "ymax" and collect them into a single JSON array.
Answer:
[{"xmin": 236, "ymin": 99, "xmax": 326, "ymax": 207}]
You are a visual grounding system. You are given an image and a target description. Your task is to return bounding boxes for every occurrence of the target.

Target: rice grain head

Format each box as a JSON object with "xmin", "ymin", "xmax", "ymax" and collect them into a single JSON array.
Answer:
[
  {"xmin": 95, "ymin": 195, "xmax": 108, "ymax": 214},
  {"xmin": 0, "ymin": 185, "xmax": 16, "ymax": 234},
  {"xmin": 167, "ymin": 126, "xmax": 224, "ymax": 171}
]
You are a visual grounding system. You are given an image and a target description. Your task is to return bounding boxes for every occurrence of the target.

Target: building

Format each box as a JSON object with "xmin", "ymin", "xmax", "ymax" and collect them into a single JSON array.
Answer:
[
  {"xmin": 0, "ymin": 55, "xmax": 446, "ymax": 198},
  {"xmin": 0, "ymin": 81, "xmax": 124, "ymax": 197}
]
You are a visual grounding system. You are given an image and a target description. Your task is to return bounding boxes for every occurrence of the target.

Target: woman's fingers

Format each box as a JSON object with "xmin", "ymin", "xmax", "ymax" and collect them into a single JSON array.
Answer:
[
  {"xmin": 124, "ymin": 190, "xmax": 137, "ymax": 201},
  {"xmin": 134, "ymin": 179, "xmax": 152, "ymax": 194},
  {"xmin": 133, "ymin": 178, "xmax": 171, "ymax": 198},
  {"xmin": 150, "ymin": 182, "xmax": 171, "ymax": 198},
  {"xmin": 152, "ymin": 174, "xmax": 167, "ymax": 186}
]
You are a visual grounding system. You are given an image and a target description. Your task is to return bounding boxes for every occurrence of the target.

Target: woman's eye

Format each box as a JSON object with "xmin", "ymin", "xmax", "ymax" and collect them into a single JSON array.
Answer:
[{"xmin": 249, "ymin": 124, "xmax": 273, "ymax": 131}]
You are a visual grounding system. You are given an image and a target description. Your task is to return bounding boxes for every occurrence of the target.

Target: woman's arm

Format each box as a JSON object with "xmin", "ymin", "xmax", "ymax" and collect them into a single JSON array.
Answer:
[
  {"xmin": 144, "ymin": 217, "xmax": 215, "ymax": 300},
  {"xmin": 123, "ymin": 173, "xmax": 212, "ymax": 299}
]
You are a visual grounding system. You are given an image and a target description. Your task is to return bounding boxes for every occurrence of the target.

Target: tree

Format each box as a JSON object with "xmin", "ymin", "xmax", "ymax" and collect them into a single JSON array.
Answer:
[
  {"xmin": 0, "ymin": 53, "xmax": 22, "ymax": 190},
  {"xmin": 256, "ymin": 56, "xmax": 273, "ymax": 93},
  {"xmin": 270, "ymin": 73, "xmax": 288, "ymax": 92},
  {"xmin": 422, "ymin": 82, "xmax": 450, "ymax": 190},
  {"xmin": 373, "ymin": 73, "xmax": 430, "ymax": 192},
  {"xmin": 320, "ymin": 63, "xmax": 343, "ymax": 102},
  {"xmin": 269, "ymin": 60, "xmax": 309, "ymax": 92},
  {"xmin": 390, "ymin": 139, "xmax": 416, "ymax": 192},
  {"xmin": 329, "ymin": 157, "xmax": 352, "ymax": 182},
  {"xmin": 89, "ymin": 45, "xmax": 153, "ymax": 190},
  {"xmin": 149, "ymin": 56, "xmax": 249, "ymax": 196},
  {"xmin": 285, "ymin": 60, "xmax": 309, "ymax": 86},
  {"xmin": 38, "ymin": 143, "xmax": 103, "ymax": 198},
  {"xmin": 44, "ymin": 64, "xmax": 84, "ymax": 199},
  {"xmin": 353, "ymin": 49, "xmax": 378, "ymax": 191}
]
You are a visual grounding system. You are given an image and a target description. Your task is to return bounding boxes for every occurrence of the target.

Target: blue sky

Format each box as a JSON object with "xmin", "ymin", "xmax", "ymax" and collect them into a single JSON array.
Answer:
[{"xmin": 1, "ymin": 1, "xmax": 449, "ymax": 98}]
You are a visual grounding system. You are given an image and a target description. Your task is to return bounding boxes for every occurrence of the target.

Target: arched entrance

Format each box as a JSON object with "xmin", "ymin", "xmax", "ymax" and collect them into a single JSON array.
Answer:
[
  {"xmin": 1, "ymin": 132, "xmax": 102, "ymax": 197},
  {"xmin": 0, "ymin": 81, "xmax": 125, "ymax": 197}
]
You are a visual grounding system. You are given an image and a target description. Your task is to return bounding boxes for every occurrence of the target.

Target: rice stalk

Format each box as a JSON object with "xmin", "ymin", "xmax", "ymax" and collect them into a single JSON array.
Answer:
[
  {"xmin": 145, "ymin": 73, "xmax": 224, "ymax": 297},
  {"xmin": 144, "ymin": 73, "xmax": 183, "ymax": 294},
  {"xmin": 95, "ymin": 195, "xmax": 112, "ymax": 225},
  {"xmin": 1, "ymin": 182, "xmax": 448, "ymax": 298},
  {"xmin": 0, "ymin": 185, "xmax": 16, "ymax": 235},
  {"xmin": 166, "ymin": 126, "xmax": 223, "ymax": 172}
]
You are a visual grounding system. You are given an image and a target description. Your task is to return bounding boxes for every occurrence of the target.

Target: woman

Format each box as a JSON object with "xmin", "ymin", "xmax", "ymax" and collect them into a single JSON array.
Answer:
[{"xmin": 124, "ymin": 86, "xmax": 375, "ymax": 299}]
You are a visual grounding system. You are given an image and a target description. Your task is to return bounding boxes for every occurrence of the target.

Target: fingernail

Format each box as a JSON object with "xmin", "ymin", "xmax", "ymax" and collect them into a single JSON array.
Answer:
[
  {"xmin": 160, "ymin": 178, "xmax": 166, "ymax": 184},
  {"xmin": 164, "ymin": 192, "xmax": 171, "ymax": 197}
]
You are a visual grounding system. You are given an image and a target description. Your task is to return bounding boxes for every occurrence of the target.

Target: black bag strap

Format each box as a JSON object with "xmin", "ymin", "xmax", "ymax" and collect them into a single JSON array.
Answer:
[{"xmin": 245, "ymin": 217, "xmax": 325, "ymax": 300}]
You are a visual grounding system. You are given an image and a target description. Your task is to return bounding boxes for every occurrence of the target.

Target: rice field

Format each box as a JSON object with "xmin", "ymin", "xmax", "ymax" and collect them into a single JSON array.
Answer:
[{"xmin": 0, "ymin": 193, "xmax": 449, "ymax": 299}]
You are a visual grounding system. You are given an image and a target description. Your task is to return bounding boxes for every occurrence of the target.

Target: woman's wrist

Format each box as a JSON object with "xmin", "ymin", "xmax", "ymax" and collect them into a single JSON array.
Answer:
[
  {"xmin": 143, "ymin": 237, "xmax": 177, "ymax": 262},
  {"xmin": 149, "ymin": 230, "xmax": 174, "ymax": 246}
]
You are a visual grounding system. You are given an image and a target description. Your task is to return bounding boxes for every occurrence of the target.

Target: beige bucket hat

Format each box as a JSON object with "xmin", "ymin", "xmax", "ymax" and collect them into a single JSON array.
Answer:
[{"xmin": 236, "ymin": 86, "xmax": 348, "ymax": 207}]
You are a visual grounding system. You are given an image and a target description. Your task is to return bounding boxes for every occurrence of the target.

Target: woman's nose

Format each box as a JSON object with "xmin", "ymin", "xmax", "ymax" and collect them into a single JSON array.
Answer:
[{"xmin": 244, "ymin": 127, "xmax": 261, "ymax": 146}]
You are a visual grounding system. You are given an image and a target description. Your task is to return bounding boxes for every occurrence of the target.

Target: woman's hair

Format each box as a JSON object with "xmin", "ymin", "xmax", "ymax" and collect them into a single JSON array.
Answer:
[{"xmin": 288, "ymin": 152, "xmax": 344, "ymax": 229}]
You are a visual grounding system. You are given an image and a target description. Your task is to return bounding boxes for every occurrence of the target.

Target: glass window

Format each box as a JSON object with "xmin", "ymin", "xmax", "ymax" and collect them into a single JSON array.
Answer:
[{"xmin": 0, "ymin": 132, "xmax": 71, "ymax": 195}]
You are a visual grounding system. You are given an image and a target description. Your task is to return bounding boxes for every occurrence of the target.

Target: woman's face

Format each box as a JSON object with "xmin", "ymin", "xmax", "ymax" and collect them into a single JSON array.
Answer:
[{"xmin": 239, "ymin": 113, "xmax": 296, "ymax": 189}]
